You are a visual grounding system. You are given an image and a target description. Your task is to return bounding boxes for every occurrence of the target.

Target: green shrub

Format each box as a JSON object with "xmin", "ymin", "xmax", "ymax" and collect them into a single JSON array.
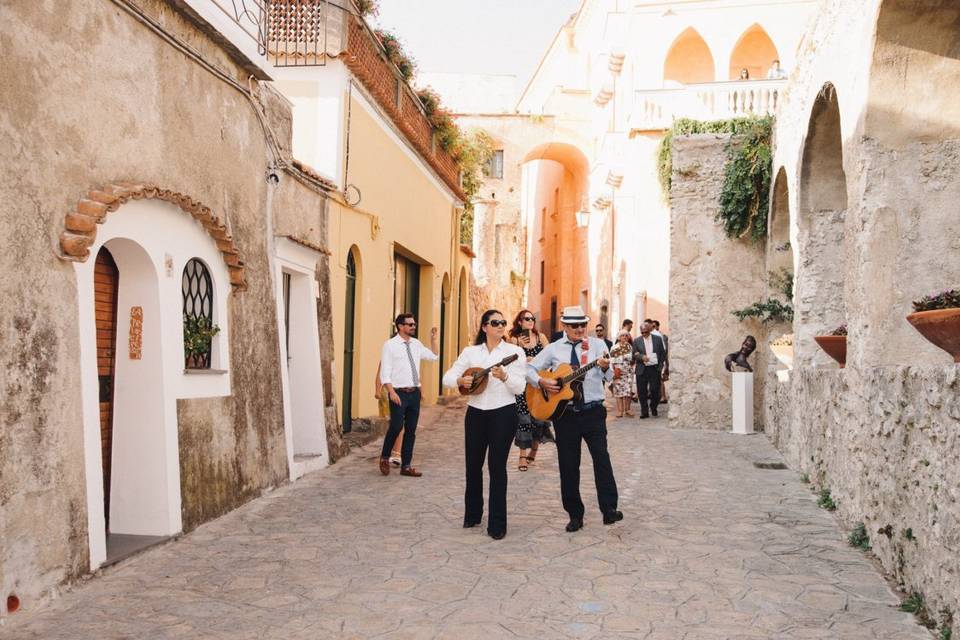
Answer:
[
  {"xmin": 848, "ymin": 523, "xmax": 870, "ymax": 551},
  {"xmin": 817, "ymin": 488, "xmax": 837, "ymax": 511}
]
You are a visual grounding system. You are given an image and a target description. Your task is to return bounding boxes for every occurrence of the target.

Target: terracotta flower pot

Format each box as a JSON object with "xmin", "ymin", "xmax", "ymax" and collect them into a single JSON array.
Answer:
[
  {"xmin": 814, "ymin": 335, "xmax": 847, "ymax": 368},
  {"xmin": 907, "ymin": 308, "xmax": 960, "ymax": 363}
]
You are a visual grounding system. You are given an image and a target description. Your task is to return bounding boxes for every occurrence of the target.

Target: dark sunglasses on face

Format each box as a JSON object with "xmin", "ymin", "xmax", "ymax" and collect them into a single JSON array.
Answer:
[
  {"xmin": 485, "ymin": 320, "xmax": 508, "ymax": 327},
  {"xmin": 403, "ymin": 322, "xmax": 417, "ymax": 327},
  {"xmin": 568, "ymin": 322, "xmax": 588, "ymax": 329},
  {"xmin": 522, "ymin": 316, "xmax": 535, "ymax": 322}
]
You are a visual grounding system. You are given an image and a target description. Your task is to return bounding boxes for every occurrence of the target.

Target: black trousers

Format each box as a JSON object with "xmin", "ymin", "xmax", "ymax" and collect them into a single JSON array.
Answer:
[
  {"xmin": 464, "ymin": 404, "xmax": 518, "ymax": 535},
  {"xmin": 381, "ymin": 389, "xmax": 420, "ymax": 467},
  {"xmin": 554, "ymin": 404, "xmax": 618, "ymax": 520},
  {"xmin": 636, "ymin": 366, "xmax": 661, "ymax": 414}
]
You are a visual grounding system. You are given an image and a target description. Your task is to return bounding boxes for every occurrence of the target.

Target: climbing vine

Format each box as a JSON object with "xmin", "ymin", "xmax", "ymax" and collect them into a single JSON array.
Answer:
[
  {"xmin": 454, "ymin": 129, "xmax": 496, "ymax": 245},
  {"xmin": 656, "ymin": 115, "xmax": 774, "ymax": 243}
]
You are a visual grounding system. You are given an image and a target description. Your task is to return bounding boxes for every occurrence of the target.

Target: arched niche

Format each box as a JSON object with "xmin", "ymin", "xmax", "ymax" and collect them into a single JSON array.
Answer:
[
  {"xmin": 729, "ymin": 24, "xmax": 780, "ymax": 80},
  {"xmin": 663, "ymin": 27, "xmax": 716, "ymax": 85},
  {"xmin": 795, "ymin": 83, "xmax": 848, "ymax": 368},
  {"xmin": 768, "ymin": 167, "xmax": 794, "ymax": 277},
  {"xmin": 858, "ymin": 0, "xmax": 960, "ymax": 366}
]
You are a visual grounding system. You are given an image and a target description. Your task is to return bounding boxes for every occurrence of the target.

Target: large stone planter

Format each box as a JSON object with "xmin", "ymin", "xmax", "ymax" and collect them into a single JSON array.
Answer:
[
  {"xmin": 814, "ymin": 335, "xmax": 847, "ymax": 368},
  {"xmin": 907, "ymin": 308, "xmax": 960, "ymax": 362}
]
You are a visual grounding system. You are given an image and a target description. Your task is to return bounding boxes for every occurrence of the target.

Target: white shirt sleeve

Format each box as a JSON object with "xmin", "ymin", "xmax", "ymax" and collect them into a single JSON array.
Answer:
[
  {"xmin": 503, "ymin": 346, "xmax": 528, "ymax": 395},
  {"xmin": 442, "ymin": 347, "xmax": 471, "ymax": 389},
  {"xmin": 417, "ymin": 339, "xmax": 439, "ymax": 362},
  {"xmin": 379, "ymin": 340, "xmax": 394, "ymax": 385}
]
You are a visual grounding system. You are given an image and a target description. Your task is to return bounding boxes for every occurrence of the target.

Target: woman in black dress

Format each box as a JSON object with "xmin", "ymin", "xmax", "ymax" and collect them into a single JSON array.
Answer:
[{"xmin": 507, "ymin": 309, "xmax": 551, "ymax": 471}]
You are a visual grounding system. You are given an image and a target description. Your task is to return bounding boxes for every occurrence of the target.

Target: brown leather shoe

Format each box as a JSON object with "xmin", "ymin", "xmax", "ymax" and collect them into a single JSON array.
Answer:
[
  {"xmin": 379, "ymin": 457, "xmax": 390, "ymax": 476},
  {"xmin": 400, "ymin": 466, "xmax": 422, "ymax": 477}
]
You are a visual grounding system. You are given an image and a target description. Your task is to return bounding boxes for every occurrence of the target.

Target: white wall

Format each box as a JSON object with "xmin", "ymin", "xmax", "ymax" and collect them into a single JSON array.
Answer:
[
  {"xmin": 75, "ymin": 199, "xmax": 233, "ymax": 564},
  {"xmin": 273, "ymin": 238, "xmax": 329, "ymax": 480}
]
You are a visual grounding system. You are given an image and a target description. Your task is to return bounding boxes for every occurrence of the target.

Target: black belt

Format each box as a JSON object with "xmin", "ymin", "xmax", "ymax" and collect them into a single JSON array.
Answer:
[
  {"xmin": 571, "ymin": 401, "xmax": 603, "ymax": 413},
  {"xmin": 395, "ymin": 387, "xmax": 419, "ymax": 393}
]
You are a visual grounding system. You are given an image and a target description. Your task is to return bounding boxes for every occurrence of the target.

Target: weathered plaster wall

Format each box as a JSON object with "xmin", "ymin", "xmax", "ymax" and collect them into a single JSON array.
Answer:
[
  {"xmin": 0, "ymin": 0, "xmax": 314, "ymax": 607},
  {"xmin": 769, "ymin": 366, "xmax": 960, "ymax": 624},
  {"xmin": 765, "ymin": 0, "xmax": 960, "ymax": 630},
  {"xmin": 668, "ymin": 135, "xmax": 768, "ymax": 430}
]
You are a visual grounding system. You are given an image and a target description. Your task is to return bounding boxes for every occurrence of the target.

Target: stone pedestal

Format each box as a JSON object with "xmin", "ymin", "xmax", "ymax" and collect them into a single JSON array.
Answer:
[{"xmin": 732, "ymin": 372, "xmax": 754, "ymax": 434}]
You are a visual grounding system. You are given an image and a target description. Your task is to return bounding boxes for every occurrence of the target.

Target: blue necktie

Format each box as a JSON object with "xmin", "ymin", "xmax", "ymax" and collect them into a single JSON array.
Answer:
[{"xmin": 569, "ymin": 340, "xmax": 581, "ymax": 367}]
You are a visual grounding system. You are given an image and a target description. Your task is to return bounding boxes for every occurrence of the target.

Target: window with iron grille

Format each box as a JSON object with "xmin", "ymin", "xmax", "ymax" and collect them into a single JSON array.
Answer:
[{"xmin": 182, "ymin": 259, "xmax": 216, "ymax": 369}]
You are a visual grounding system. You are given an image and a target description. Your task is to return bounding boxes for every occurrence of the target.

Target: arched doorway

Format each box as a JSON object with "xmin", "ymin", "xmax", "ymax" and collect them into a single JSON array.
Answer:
[
  {"xmin": 663, "ymin": 27, "xmax": 716, "ymax": 85},
  {"xmin": 439, "ymin": 273, "xmax": 450, "ymax": 394},
  {"xmin": 768, "ymin": 167, "xmax": 795, "ymax": 359},
  {"xmin": 457, "ymin": 267, "xmax": 468, "ymax": 353},
  {"xmin": 521, "ymin": 142, "xmax": 590, "ymax": 336},
  {"xmin": 342, "ymin": 248, "xmax": 359, "ymax": 433},
  {"xmin": 795, "ymin": 83, "xmax": 847, "ymax": 367},
  {"xmin": 94, "ymin": 247, "xmax": 119, "ymax": 531},
  {"xmin": 728, "ymin": 24, "xmax": 779, "ymax": 80}
]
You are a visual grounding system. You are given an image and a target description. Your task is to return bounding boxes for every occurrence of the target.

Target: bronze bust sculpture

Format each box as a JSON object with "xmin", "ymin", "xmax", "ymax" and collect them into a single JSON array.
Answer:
[{"xmin": 724, "ymin": 336, "xmax": 757, "ymax": 372}]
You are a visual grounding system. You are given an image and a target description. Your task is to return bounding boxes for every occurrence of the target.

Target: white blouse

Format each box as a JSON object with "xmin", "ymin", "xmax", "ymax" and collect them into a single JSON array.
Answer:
[{"xmin": 442, "ymin": 341, "xmax": 527, "ymax": 410}]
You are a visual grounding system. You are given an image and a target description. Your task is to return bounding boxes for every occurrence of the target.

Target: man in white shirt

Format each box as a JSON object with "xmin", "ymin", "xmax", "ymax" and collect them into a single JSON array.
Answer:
[
  {"xmin": 767, "ymin": 59, "xmax": 788, "ymax": 79},
  {"xmin": 378, "ymin": 313, "xmax": 438, "ymax": 476}
]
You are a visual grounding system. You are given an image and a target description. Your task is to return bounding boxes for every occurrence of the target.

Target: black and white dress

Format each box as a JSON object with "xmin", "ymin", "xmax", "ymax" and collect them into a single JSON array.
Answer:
[{"xmin": 515, "ymin": 342, "xmax": 547, "ymax": 448}]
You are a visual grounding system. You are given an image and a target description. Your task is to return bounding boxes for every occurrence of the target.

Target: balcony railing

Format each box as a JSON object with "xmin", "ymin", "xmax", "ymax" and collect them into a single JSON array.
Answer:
[{"xmin": 629, "ymin": 79, "xmax": 786, "ymax": 131}]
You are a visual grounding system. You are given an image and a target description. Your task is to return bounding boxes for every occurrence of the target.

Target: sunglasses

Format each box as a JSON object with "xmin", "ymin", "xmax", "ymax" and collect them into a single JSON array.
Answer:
[
  {"xmin": 402, "ymin": 322, "xmax": 417, "ymax": 327},
  {"xmin": 567, "ymin": 322, "xmax": 588, "ymax": 329},
  {"xmin": 485, "ymin": 320, "xmax": 508, "ymax": 327},
  {"xmin": 521, "ymin": 316, "xmax": 535, "ymax": 322}
]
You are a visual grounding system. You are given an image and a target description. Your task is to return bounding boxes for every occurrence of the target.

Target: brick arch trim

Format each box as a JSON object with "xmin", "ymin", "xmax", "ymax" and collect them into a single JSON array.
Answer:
[{"xmin": 59, "ymin": 182, "xmax": 246, "ymax": 289}]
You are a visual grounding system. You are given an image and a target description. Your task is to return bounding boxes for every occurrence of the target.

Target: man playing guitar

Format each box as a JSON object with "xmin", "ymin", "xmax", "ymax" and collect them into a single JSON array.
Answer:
[{"xmin": 526, "ymin": 306, "xmax": 623, "ymax": 533}]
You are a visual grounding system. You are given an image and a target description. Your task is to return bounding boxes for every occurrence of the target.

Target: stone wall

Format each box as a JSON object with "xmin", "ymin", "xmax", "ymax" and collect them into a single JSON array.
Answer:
[
  {"xmin": 769, "ymin": 366, "xmax": 960, "ymax": 623},
  {"xmin": 0, "ymin": 0, "xmax": 332, "ymax": 608},
  {"xmin": 668, "ymin": 134, "xmax": 769, "ymax": 429},
  {"xmin": 764, "ymin": 0, "xmax": 960, "ymax": 631}
]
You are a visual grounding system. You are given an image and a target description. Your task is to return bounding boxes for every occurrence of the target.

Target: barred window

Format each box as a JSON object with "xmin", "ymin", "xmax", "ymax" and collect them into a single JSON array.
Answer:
[{"xmin": 182, "ymin": 259, "xmax": 215, "ymax": 369}]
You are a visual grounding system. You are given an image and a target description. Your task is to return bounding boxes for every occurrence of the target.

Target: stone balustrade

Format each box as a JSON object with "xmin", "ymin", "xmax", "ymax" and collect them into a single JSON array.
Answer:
[{"xmin": 630, "ymin": 79, "xmax": 786, "ymax": 130}]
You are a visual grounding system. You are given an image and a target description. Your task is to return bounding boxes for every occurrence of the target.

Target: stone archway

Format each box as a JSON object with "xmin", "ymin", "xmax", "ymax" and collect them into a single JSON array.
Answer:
[
  {"xmin": 58, "ymin": 183, "xmax": 246, "ymax": 289},
  {"xmin": 728, "ymin": 24, "xmax": 780, "ymax": 80},
  {"xmin": 663, "ymin": 27, "xmax": 716, "ymax": 85},
  {"xmin": 795, "ymin": 83, "xmax": 847, "ymax": 368}
]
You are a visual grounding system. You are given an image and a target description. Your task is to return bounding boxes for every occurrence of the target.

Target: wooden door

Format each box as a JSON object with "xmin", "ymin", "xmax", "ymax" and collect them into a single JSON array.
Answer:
[
  {"xmin": 94, "ymin": 247, "xmax": 119, "ymax": 530},
  {"xmin": 342, "ymin": 251, "xmax": 357, "ymax": 433}
]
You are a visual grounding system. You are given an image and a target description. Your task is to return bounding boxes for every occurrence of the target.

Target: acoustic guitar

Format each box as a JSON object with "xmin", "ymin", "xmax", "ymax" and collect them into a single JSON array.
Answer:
[
  {"xmin": 525, "ymin": 344, "xmax": 631, "ymax": 421},
  {"xmin": 458, "ymin": 353, "xmax": 520, "ymax": 396}
]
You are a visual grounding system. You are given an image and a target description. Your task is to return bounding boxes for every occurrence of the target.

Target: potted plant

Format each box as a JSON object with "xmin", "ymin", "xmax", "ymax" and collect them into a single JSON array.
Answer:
[
  {"xmin": 907, "ymin": 288, "xmax": 960, "ymax": 362},
  {"xmin": 183, "ymin": 315, "xmax": 220, "ymax": 369},
  {"xmin": 814, "ymin": 324, "xmax": 847, "ymax": 368},
  {"xmin": 770, "ymin": 333, "xmax": 794, "ymax": 369}
]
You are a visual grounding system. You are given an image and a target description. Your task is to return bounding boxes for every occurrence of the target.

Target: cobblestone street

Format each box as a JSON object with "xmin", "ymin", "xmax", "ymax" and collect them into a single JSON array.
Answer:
[{"xmin": 5, "ymin": 401, "xmax": 928, "ymax": 639}]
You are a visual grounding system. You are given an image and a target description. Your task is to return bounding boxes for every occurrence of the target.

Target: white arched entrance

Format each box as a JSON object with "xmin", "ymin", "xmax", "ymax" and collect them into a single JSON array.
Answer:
[{"xmin": 75, "ymin": 197, "xmax": 232, "ymax": 568}]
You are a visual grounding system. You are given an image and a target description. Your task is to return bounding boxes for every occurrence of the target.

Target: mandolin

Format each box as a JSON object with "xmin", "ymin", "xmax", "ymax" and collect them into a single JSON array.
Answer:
[
  {"xmin": 458, "ymin": 353, "xmax": 520, "ymax": 396},
  {"xmin": 525, "ymin": 344, "xmax": 630, "ymax": 421}
]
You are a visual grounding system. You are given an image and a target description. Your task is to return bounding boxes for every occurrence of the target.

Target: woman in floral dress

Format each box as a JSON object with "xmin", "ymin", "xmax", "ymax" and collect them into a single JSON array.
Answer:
[
  {"xmin": 610, "ymin": 330, "xmax": 636, "ymax": 417},
  {"xmin": 508, "ymin": 309, "xmax": 550, "ymax": 471}
]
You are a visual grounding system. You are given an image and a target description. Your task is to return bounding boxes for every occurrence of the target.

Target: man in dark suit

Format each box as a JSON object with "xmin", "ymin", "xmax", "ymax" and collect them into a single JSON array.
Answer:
[{"xmin": 632, "ymin": 320, "xmax": 667, "ymax": 418}]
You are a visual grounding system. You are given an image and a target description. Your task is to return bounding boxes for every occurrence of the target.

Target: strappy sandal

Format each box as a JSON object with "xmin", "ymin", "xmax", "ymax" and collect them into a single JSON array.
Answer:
[
  {"xmin": 526, "ymin": 450, "xmax": 537, "ymax": 465},
  {"xmin": 518, "ymin": 456, "xmax": 529, "ymax": 471}
]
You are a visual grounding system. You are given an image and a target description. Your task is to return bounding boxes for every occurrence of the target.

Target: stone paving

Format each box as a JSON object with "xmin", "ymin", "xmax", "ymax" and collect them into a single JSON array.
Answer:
[{"xmin": 5, "ymin": 401, "xmax": 930, "ymax": 639}]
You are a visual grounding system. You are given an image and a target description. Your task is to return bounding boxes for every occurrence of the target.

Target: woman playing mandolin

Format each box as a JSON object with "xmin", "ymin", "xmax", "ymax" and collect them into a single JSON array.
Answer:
[{"xmin": 442, "ymin": 310, "xmax": 527, "ymax": 540}]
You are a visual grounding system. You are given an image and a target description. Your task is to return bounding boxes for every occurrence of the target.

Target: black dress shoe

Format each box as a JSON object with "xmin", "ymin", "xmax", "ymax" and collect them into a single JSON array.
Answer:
[
  {"xmin": 639, "ymin": 413, "xmax": 649, "ymax": 419},
  {"xmin": 651, "ymin": 409, "xmax": 658, "ymax": 417},
  {"xmin": 488, "ymin": 530, "xmax": 506, "ymax": 540},
  {"xmin": 463, "ymin": 517, "xmax": 481, "ymax": 528},
  {"xmin": 602, "ymin": 510, "xmax": 624, "ymax": 525},
  {"xmin": 565, "ymin": 518, "xmax": 584, "ymax": 532}
]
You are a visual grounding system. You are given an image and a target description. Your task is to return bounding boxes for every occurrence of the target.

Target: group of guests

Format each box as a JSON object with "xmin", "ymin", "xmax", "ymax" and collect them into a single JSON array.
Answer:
[
  {"xmin": 605, "ymin": 318, "xmax": 670, "ymax": 419},
  {"xmin": 376, "ymin": 306, "xmax": 623, "ymax": 540}
]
